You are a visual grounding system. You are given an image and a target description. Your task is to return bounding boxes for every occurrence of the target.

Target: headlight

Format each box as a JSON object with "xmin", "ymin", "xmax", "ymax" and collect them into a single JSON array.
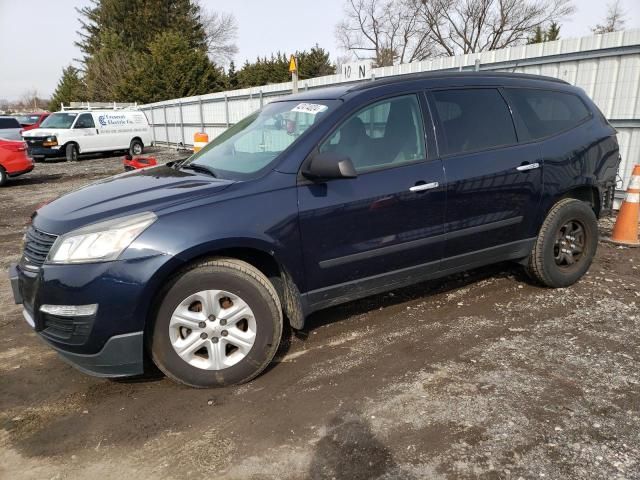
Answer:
[
  {"xmin": 43, "ymin": 136, "xmax": 58, "ymax": 146},
  {"xmin": 47, "ymin": 211, "xmax": 157, "ymax": 264}
]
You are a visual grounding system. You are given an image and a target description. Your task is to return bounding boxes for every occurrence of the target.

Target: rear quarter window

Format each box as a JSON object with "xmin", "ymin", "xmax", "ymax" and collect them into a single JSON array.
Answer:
[{"xmin": 505, "ymin": 88, "xmax": 591, "ymax": 141}]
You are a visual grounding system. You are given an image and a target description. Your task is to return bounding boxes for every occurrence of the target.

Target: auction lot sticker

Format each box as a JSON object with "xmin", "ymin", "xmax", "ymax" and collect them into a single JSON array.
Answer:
[{"xmin": 291, "ymin": 103, "xmax": 328, "ymax": 115}]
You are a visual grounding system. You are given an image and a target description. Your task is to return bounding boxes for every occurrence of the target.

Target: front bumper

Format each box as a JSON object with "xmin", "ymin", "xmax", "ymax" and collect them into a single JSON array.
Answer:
[
  {"xmin": 43, "ymin": 331, "xmax": 144, "ymax": 377},
  {"xmin": 8, "ymin": 255, "xmax": 168, "ymax": 377},
  {"xmin": 26, "ymin": 145, "xmax": 64, "ymax": 159}
]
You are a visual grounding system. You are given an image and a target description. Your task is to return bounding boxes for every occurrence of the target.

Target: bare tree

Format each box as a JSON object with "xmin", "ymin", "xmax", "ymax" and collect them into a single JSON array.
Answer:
[
  {"xmin": 336, "ymin": 0, "xmax": 435, "ymax": 66},
  {"xmin": 199, "ymin": 8, "xmax": 239, "ymax": 67},
  {"xmin": 413, "ymin": 0, "xmax": 575, "ymax": 55},
  {"xmin": 19, "ymin": 89, "xmax": 44, "ymax": 111},
  {"xmin": 591, "ymin": 0, "xmax": 626, "ymax": 34},
  {"xmin": 337, "ymin": 0, "xmax": 574, "ymax": 64}
]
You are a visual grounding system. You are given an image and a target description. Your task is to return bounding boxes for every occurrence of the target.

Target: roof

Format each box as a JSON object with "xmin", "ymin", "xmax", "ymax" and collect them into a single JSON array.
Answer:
[
  {"xmin": 279, "ymin": 71, "xmax": 570, "ymax": 102},
  {"xmin": 349, "ymin": 70, "xmax": 569, "ymax": 91}
]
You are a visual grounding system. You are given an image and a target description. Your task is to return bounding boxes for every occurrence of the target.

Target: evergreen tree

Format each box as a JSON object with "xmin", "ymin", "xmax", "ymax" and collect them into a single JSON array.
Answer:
[
  {"xmin": 298, "ymin": 45, "xmax": 336, "ymax": 78},
  {"xmin": 527, "ymin": 22, "xmax": 561, "ymax": 44},
  {"xmin": 48, "ymin": 66, "xmax": 87, "ymax": 111},
  {"xmin": 75, "ymin": 0, "xmax": 207, "ymax": 61},
  {"xmin": 547, "ymin": 22, "xmax": 561, "ymax": 41},
  {"xmin": 129, "ymin": 31, "xmax": 226, "ymax": 104},
  {"xmin": 236, "ymin": 46, "xmax": 336, "ymax": 88},
  {"xmin": 227, "ymin": 61, "xmax": 239, "ymax": 89}
]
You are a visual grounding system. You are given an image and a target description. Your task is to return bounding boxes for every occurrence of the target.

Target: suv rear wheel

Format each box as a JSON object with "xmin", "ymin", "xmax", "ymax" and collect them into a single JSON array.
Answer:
[
  {"xmin": 150, "ymin": 258, "xmax": 283, "ymax": 388},
  {"xmin": 527, "ymin": 198, "xmax": 598, "ymax": 288},
  {"xmin": 65, "ymin": 143, "xmax": 79, "ymax": 162}
]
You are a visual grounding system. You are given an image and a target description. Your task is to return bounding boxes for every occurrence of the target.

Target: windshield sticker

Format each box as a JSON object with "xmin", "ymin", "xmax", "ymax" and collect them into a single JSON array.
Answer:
[{"xmin": 291, "ymin": 103, "xmax": 328, "ymax": 115}]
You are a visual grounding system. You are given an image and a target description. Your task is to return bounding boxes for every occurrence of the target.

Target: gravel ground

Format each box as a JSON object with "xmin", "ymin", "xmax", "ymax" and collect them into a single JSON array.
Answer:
[{"xmin": 0, "ymin": 150, "xmax": 639, "ymax": 479}]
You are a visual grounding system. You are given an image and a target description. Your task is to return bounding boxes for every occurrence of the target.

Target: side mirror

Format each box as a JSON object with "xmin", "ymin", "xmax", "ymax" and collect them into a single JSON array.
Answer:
[{"xmin": 302, "ymin": 151, "xmax": 357, "ymax": 180}]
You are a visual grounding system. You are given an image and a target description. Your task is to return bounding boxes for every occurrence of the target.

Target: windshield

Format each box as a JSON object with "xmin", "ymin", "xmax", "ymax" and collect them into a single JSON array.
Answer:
[
  {"xmin": 183, "ymin": 100, "xmax": 338, "ymax": 180},
  {"xmin": 40, "ymin": 112, "xmax": 78, "ymax": 129},
  {"xmin": 15, "ymin": 114, "xmax": 40, "ymax": 125}
]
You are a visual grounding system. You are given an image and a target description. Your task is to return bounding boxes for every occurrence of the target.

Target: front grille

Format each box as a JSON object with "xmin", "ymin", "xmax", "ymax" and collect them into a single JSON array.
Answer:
[
  {"xmin": 22, "ymin": 226, "xmax": 57, "ymax": 268},
  {"xmin": 25, "ymin": 137, "xmax": 46, "ymax": 148}
]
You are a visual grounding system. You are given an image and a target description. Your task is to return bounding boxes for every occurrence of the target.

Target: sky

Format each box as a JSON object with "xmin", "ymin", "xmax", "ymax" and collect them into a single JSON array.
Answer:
[{"xmin": 0, "ymin": 0, "xmax": 639, "ymax": 101}]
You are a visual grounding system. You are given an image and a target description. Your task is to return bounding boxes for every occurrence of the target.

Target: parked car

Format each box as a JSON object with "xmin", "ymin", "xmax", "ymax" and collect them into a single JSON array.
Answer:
[
  {"xmin": 22, "ymin": 109, "xmax": 152, "ymax": 161},
  {"xmin": 15, "ymin": 112, "xmax": 50, "ymax": 131},
  {"xmin": 0, "ymin": 116, "xmax": 24, "ymax": 141},
  {"xmin": 0, "ymin": 137, "xmax": 33, "ymax": 186},
  {"xmin": 9, "ymin": 72, "xmax": 620, "ymax": 388}
]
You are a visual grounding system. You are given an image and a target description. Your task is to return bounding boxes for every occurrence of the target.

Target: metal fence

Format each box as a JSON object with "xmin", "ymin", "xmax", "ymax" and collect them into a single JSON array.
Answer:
[{"xmin": 139, "ymin": 29, "xmax": 640, "ymax": 191}]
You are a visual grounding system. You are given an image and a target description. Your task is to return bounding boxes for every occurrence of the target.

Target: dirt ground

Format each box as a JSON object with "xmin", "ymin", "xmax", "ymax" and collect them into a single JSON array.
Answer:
[{"xmin": 1, "ymin": 149, "xmax": 639, "ymax": 480}]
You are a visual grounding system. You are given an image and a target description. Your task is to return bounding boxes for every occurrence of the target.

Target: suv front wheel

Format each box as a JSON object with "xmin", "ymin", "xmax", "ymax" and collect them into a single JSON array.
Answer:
[
  {"xmin": 150, "ymin": 258, "xmax": 283, "ymax": 388},
  {"xmin": 527, "ymin": 198, "xmax": 598, "ymax": 288}
]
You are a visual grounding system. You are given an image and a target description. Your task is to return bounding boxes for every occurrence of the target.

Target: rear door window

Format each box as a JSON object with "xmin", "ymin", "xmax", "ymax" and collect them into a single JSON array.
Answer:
[
  {"xmin": 430, "ymin": 89, "xmax": 517, "ymax": 156},
  {"xmin": 504, "ymin": 88, "xmax": 591, "ymax": 140}
]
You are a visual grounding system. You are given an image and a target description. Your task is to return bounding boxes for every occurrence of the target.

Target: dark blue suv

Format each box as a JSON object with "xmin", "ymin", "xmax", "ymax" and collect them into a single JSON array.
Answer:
[{"xmin": 9, "ymin": 72, "xmax": 620, "ymax": 387}]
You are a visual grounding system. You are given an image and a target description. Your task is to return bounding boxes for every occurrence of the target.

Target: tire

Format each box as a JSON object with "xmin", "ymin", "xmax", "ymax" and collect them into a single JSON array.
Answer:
[
  {"xmin": 65, "ymin": 143, "xmax": 79, "ymax": 162},
  {"xmin": 527, "ymin": 198, "xmax": 598, "ymax": 288},
  {"xmin": 0, "ymin": 167, "xmax": 7, "ymax": 187},
  {"xmin": 129, "ymin": 139, "xmax": 143, "ymax": 156},
  {"xmin": 150, "ymin": 258, "xmax": 283, "ymax": 388}
]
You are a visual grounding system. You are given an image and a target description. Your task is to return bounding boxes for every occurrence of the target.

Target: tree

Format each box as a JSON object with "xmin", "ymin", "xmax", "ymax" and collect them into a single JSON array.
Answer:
[
  {"xmin": 591, "ymin": 0, "xmax": 626, "ymax": 34},
  {"xmin": 129, "ymin": 31, "xmax": 226, "ymax": 104},
  {"xmin": 227, "ymin": 61, "xmax": 239, "ymax": 90},
  {"xmin": 336, "ymin": 0, "xmax": 434, "ymax": 66},
  {"xmin": 337, "ymin": 0, "xmax": 575, "ymax": 63},
  {"xmin": 48, "ymin": 66, "xmax": 87, "ymax": 111},
  {"xmin": 298, "ymin": 45, "xmax": 337, "ymax": 78},
  {"xmin": 527, "ymin": 21, "xmax": 561, "ymax": 44},
  {"xmin": 528, "ymin": 26, "xmax": 546, "ymax": 44},
  {"xmin": 412, "ymin": 0, "xmax": 574, "ymax": 55},
  {"xmin": 547, "ymin": 21, "xmax": 561, "ymax": 41},
  {"xmin": 236, "ymin": 47, "xmax": 336, "ymax": 88},
  {"xmin": 83, "ymin": 30, "xmax": 137, "ymax": 101},
  {"xmin": 200, "ymin": 9, "xmax": 238, "ymax": 66},
  {"xmin": 75, "ymin": 0, "xmax": 209, "ymax": 61}
]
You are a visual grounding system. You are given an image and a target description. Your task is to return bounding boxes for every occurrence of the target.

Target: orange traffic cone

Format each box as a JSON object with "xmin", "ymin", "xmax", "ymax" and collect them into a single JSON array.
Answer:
[{"xmin": 606, "ymin": 164, "xmax": 640, "ymax": 247}]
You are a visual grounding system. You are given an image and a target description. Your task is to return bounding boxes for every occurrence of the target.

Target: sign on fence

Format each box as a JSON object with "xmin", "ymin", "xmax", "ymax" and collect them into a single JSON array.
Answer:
[{"xmin": 341, "ymin": 61, "xmax": 373, "ymax": 81}]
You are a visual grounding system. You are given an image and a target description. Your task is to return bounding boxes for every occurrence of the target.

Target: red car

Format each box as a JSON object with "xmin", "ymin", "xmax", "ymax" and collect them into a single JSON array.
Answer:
[
  {"xmin": 15, "ymin": 112, "xmax": 50, "ymax": 131},
  {"xmin": 0, "ymin": 138, "xmax": 33, "ymax": 186}
]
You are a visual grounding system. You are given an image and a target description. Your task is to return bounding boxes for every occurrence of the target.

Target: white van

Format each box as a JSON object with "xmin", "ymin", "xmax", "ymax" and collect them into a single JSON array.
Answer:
[{"xmin": 22, "ymin": 109, "xmax": 153, "ymax": 161}]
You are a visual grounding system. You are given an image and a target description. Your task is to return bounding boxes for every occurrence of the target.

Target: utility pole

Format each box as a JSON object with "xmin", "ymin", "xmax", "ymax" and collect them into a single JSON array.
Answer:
[{"xmin": 289, "ymin": 55, "xmax": 298, "ymax": 94}]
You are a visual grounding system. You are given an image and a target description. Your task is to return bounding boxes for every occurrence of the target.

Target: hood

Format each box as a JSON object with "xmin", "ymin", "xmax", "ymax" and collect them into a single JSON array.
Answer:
[
  {"xmin": 22, "ymin": 128, "xmax": 64, "ymax": 137},
  {"xmin": 34, "ymin": 165, "xmax": 234, "ymax": 234}
]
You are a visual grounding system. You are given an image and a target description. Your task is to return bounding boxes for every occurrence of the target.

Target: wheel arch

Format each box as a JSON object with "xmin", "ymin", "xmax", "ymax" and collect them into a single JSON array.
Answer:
[
  {"xmin": 62, "ymin": 140, "xmax": 80, "ymax": 153},
  {"xmin": 142, "ymin": 243, "xmax": 306, "ymax": 338},
  {"xmin": 558, "ymin": 185, "xmax": 601, "ymax": 218},
  {"xmin": 131, "ymin": 136, "xmax": 144, "ymax": 147}
]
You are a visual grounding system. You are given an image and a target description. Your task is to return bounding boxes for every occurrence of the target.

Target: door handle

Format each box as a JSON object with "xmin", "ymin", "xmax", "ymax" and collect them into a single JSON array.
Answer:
[
  {"xmin": 516, "ymin": 162, "xmax": 540, "ymax": 172},
  {"xmin": 409, "ymin": 182, "xmax": 439, "ymax": 192}
]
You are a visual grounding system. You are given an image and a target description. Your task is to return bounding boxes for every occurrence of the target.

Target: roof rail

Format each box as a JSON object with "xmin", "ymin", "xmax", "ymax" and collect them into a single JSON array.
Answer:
[{"xmin": 60, "ymin": 101, "xmax": 139, "ymax": 111}]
